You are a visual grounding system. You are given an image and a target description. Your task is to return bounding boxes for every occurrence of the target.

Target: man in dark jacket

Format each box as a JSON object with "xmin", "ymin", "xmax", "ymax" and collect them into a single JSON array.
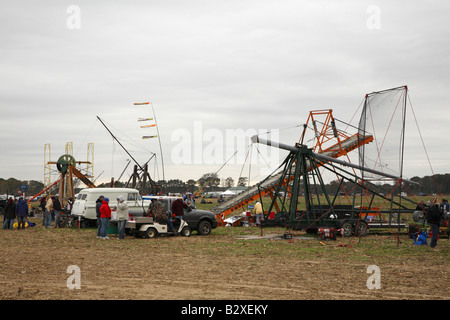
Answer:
[
  {"xmin": 3, "ymin": 198, "xmax": 16, "ymax": 229},
  {"xmin": 15, "ymin": 197, "xmax": 28, "ymax": 229},
  {"xmin": 95, "ymin": 196, "xmax": 104, "ymax": 238},
  {"xmin": 172, "ymin": 198, "xmax": 189, "ymax": 220},
  {"xmin": 53, "ymin": 195, "xmax": 62, "ymax": 228},
  {"xmin": 427, "ymin": 198, "xmax": 443, "ymax": 249},
  {"xmin": 39, "ymin": 196, "xmax": 47, "ymax": 226}
]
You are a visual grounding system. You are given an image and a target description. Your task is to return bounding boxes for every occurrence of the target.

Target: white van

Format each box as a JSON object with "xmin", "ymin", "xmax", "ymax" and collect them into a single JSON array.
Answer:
[{"xmin": 72, "ymin": 188, "xmax": 151, "ymax": 226}]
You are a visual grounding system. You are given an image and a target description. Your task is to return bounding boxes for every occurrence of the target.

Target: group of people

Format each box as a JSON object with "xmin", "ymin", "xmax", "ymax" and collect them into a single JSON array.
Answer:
[
  {"xmin": 2, "ymin": 195, "xmax": 75, "ymax": 230},
  {"xmin": 95, "ymin": 195, "xmax": 129, "ymax": 240},
  {"xmin": 416, "ymin": 197, "xmax": 449, "ymax": 249},
  {"xmin": 2, "ymin": 197, "xmax": 29, "ymax": 230},
  {"xmin": 146, "ymin": 195, "xmax": 193, "ymax": 234},
  {"xmin": 93, "ymin": 193, "xmax": 196, "ymax": 240},
  {"xmin": 38, "ymin": 195, "xmax": 73, "ymax": 229}
]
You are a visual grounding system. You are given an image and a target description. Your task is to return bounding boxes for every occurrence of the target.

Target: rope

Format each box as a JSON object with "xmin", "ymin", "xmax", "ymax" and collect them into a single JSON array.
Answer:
[{"xmin": 407, "ymin": 94, "xmax": 442, "ymax": 196}]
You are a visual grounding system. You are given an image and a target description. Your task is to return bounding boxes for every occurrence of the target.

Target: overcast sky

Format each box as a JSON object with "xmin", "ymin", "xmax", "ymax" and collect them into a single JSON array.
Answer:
[{"xmin": 1, "ymin": 0, "xmax": 449, "ymax": 188}]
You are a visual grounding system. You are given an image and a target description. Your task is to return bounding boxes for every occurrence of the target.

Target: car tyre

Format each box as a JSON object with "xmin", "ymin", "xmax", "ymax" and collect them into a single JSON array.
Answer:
[
  {"xmin": 144, "ymin": 227, "xmax": 158, "ymax": 239},
  {"xmin": 57, "ymin": 219, "xmax": 67, "ymax": 228},
  {"xmin": 181, "ymin": 226, "xmax": 191, "ymax": 237},
  {"xmin": 355, "ymin": 221, "xmax": 368, "ymax": 237},
  {"xmin": 341, "ymin": 221, "xmax": 353, "ymax": 237},
  {"xmin": 197, "ymin": 220, "xmax": 212, "ymax": 236}
]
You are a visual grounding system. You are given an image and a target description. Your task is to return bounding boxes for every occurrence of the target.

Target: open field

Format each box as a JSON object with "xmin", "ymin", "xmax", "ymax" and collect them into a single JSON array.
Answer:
[{"xmin": 0, "ymin": 216, "xmax": 448, "ymax": 301}]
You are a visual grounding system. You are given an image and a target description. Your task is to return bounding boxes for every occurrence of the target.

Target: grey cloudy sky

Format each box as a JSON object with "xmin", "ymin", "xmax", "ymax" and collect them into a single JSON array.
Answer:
[{"xmin": 0, "ymin": 0, "xmax": 449, "ymax": 187}]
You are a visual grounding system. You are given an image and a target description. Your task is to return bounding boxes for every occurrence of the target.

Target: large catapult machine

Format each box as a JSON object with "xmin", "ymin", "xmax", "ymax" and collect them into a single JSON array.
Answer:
[
  {"xmin": 28, "ymin": 143, "xmax": 96, "ymax": 205},
  {"xmin": 250, "ymin": 135, "xmax": 416, "ymax": 236},
  {"xmin": 212, "ymin": 86, "xmax": 417, "ymax": 236}
]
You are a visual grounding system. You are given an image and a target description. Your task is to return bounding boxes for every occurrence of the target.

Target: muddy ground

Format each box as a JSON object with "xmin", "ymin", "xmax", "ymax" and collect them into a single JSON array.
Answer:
[{"xmin": 0, "ymin": 217, "xmax": 448, "ymax": 301}]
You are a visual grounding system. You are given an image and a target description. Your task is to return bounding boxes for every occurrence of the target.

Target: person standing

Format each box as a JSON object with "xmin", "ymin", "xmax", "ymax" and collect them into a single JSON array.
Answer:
[
  {"xmin": 115, "ymin": 196, "xmax": 128, "ymax": 240},
  {"xmin": 254, "ymin": 201, "xmax": 264, "ymax": 226},
  {"xmin": 53, "ymin": 195, "xmax": 62, "ymax": 228},
  {"xmin": 40, "ymin": 196, "xmax": 47, "ymax": 226},
  {"xmin": 95, "ymin": 195, "xmax": 104, "ymax": 238},
  {"xmin": 427, "ymin": 197, "xmax": 443, "ymax": 250},
  {"xmin": 172, "ymin": 197, "xmax": 188, "ymax": 221},
  {"xmin": 2, "ymin": 198, "xmax": 16, "ymax": 230},
  {"xmin": 99, "ymin": 198, "xmax": 111, "ymax": 240},
  {"xmin": 15, "ymin": 197, "xmax": 28, "ymax": 230},
  {"xmin": 153, "ymin": 199, "xmax": 176, "ymax": 234},
  {"xmin": 45, "ymin": 196, "xmax": 54, "ymax": 228},
  {"xmin": 66, "ymin": 197, "xmax": 74, "ymax": 213}
]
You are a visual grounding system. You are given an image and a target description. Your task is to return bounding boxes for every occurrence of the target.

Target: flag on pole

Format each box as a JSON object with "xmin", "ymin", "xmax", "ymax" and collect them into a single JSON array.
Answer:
[{"xmin": 138, "ymin": 118, "xmax": 154, "ymax": 122}]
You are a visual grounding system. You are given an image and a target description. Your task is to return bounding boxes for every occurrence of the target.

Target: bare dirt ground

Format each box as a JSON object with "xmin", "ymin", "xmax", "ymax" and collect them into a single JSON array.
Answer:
[{"xmin": 0, "ymin": 217, "xmax": 448, "ymax": 301}]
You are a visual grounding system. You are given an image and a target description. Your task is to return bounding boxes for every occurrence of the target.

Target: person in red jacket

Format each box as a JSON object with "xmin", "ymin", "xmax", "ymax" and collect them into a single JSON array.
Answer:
[{"xmin": 99, "ymin": 198, "xmax": 111, "ymax": 240}]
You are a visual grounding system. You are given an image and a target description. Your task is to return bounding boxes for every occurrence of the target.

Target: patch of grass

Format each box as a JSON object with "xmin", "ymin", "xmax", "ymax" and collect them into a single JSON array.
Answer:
[{"xmin": 21, "ymin": 217, "xmax": 449, "ymax": 265}]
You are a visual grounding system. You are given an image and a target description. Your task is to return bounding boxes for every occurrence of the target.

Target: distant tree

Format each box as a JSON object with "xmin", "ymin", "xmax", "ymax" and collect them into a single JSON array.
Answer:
[
  {"xmin": 186, "ymin": 179, "xmax": 197, "ymax": 193},
  {"xmin": 224, "ymin": 177, "xmax": 234, "ymax": 188},
  {"xmin": 197, "ymin": 173, "xmax": 220, "ymax": 190},
  {"xmin": 237, "ymin": 177, "xmax": 248, "ymax": 187},
  {"xmin": 27, "ymin": 180, "xmax": 44, "ymax": 195},
  {"xmin": 326, "ymin": 180, "xmax": 340, "ymax": 194},
  {"xmin": 0, "ymin": 178, "xmax": 44, "ymax": 197},
  {"xmin": 165, "ymin": 179, "xmax": 186, "ymax": 193}
]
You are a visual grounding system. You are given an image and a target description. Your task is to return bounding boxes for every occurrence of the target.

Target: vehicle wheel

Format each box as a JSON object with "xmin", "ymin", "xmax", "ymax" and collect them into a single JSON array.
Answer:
[
  {"xmin": 181, "ymin": 227, "xmax": 191, "ymax": 237},
  {"xmin": 355, "ymin": 221, "xmax": 368, "ymax": 237},
  {"xmin": 71, "ymin": 219, "xmax": 79, "ymax": 228},
  {"xmin": 197, "ymin": 220, "xmax": 212, "ymax": 236},
  {"xmin": 57, "ymin": 219, "xmax": 67, "ymax": 228},
  {"xmin": 144, "ymin": 227, "xmax": 158, "ymax": 239},
  {"xmin": 341, "ymin": 221, "xmax": 353, "ymax": 237},
  {"xmin": 81, "ymin": 220, "xmax": 91, "ymax": 228}
]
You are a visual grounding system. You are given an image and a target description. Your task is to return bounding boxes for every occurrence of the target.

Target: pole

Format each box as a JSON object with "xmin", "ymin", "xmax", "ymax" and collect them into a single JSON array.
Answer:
[
  {"xmin": 397, "ymin": 86, "xmax": 408, "ymax": 246},
  {"xmin": 150, "ymin": 102, "xmax": 165, "ymax": 181},
  {"xmin": 97, "ymin": 116, "xmax": 145, "ymax": 172}
]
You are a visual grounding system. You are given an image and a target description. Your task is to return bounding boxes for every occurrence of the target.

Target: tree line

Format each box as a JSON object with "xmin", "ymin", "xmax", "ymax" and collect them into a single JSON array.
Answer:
[
  {"xmin": 1, "ymin": 173, "xmax": 449, "ymax": 198},
  {"xmin": 97, "ymin": 173, "xmax": 249, "ymax": 194}
]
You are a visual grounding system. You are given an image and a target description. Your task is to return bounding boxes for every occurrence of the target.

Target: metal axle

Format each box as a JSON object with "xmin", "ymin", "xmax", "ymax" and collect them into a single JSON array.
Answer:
[{"xmin": 251, "ymin": 135, "xmax": 415, "ymax": 184}]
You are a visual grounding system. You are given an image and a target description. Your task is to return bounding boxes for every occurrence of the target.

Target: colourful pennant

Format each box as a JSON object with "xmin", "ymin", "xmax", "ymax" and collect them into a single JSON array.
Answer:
[{"xmin": 138, "ymin": 118, "xmax": 153, "ymax": 122}]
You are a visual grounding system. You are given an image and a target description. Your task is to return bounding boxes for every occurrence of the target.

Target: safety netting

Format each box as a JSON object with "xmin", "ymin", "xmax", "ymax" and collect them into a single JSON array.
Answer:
[{"xmin": 358, "ymin": 86, "xmax": 408, "ymax": 183}]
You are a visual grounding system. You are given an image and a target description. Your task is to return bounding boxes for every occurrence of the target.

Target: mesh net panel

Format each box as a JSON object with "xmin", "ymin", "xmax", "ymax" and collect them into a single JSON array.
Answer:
[{"xmin": 358, "ymin": 87, "xmax": 408, "ymax": 182}]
